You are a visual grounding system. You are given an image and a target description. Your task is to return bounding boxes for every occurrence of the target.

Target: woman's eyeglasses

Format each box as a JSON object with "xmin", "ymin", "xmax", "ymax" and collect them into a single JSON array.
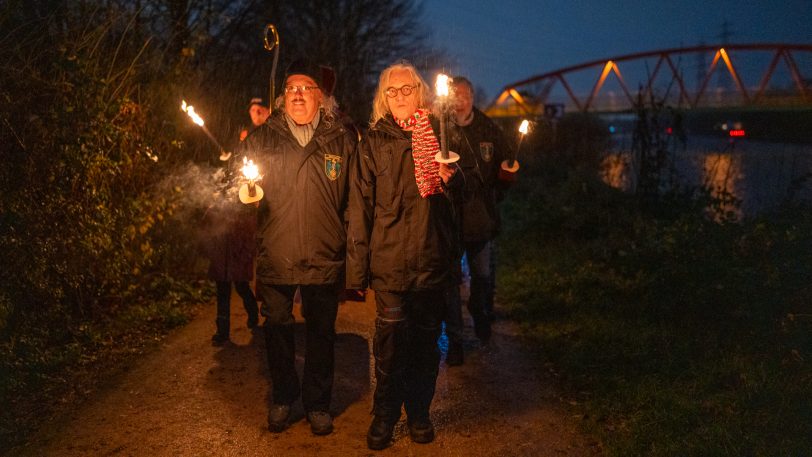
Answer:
[{"xmin": 385, "ymin": 84, "xmax": 419, "ymax": 98}]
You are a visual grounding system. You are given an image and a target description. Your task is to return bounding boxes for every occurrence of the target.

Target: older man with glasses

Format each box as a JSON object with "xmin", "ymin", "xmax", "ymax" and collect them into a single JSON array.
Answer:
[{"xmin": 241, "ymin": 59, "xmax": 358, "ymax": 436}]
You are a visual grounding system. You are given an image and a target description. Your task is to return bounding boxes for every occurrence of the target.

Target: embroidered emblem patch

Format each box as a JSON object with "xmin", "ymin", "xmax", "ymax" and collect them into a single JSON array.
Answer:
[
  {"xmin": 324, "ymin": 154, "xmax": 342, "ymax": 180},
  {"xmin": 479, "ymin": 142, "xmax": 494, "ymax": 162}
]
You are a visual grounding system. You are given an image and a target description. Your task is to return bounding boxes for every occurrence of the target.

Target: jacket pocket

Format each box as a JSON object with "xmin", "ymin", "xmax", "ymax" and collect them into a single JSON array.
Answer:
[{"xmin": 374, "ymin": 150, "xmax": 396, "ymax": 207}]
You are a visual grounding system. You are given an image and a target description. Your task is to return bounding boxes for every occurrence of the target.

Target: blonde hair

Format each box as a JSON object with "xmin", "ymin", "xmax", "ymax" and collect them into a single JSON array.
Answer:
[{"xmin": 370, "ymin": 61, "xmax": 431, "ymax": 125}]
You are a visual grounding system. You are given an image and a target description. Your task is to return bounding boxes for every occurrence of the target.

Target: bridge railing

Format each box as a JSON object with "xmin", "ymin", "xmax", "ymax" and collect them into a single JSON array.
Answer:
[{"xmin": 485, "ymin": 44, "xmax": 812, "ymax": 118}]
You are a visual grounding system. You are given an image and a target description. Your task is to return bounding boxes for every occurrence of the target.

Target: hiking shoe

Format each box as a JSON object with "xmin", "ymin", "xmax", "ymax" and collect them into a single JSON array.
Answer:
[
  {"xmin": 267, "ymin": 404, "xmax": 291, "ymax": 432},
  {"xmin": 446, "ymin": 341, "xmax": 464, "ymax": 366},
  {"xmin": 211, "ymin": 333, "xmax": 229, "ymax": 346},
  {"xmin": 366, "ymin": 415, "xmax": 397, "ymax": 450},
  {"xmin": 408, "ymin": 418, "xmax": 435, "ymax": 444},
  {"xmin": 475, "ymin": 321, "xmax": 492, "ymax": 343},
  {"xmin": 306, "ymin": 411, "xmax": 333, "ymax": 435}
]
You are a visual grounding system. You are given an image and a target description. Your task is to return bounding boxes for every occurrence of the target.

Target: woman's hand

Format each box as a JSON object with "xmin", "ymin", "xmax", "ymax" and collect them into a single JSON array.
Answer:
[{"xmin": 438, "ymin": 162, "xmax": 457, "ymax": 183}]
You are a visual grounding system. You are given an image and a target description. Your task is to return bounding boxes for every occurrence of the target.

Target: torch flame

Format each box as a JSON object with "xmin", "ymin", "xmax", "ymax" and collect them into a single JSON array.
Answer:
[
  {"xmin": 242, "ymin": 156, "xmax": 260, "ymax": 181},
  {"xmin": 180, "ymin": 99, "xmax": 205, "ymax": 127},
  {"xmin": 519, "ymin": 119, "xmax": 530, "ymax": 135},
  {"xmin": 435, "ymin": 73, "xmax": 450, "ymax": 97}
]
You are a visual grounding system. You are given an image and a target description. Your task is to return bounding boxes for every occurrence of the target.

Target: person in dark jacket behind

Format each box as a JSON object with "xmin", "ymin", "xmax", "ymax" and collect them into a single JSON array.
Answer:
[
  {"xmin": 443, "ymin": 76, "xmax": 515, "ymax": 364},
  {"xmin": 203, "ymin": 177, "xmax": 259, "ymax": 346},
  {"xmin": 205, "ymin": 97, "xmax": 266, "ymax": 345},
  {"xmin": 346, "ymin": 61, "xmax": 460, "ymax": 450},
  {"xmin": 241, "ymin": 59, "xmax": 358, "ymax": 436},
  {"xmin": 239, "ymin": 96, "xmax": 270, "ymax": 142}
]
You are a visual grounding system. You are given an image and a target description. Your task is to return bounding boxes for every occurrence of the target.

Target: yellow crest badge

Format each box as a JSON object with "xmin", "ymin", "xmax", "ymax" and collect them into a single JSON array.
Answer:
[
  {"xmin": 324, "ymin": 154, "xmax": 342, "ymax": 181},
  {"xmin": 479, "ymin": 142, "xmax": 494, "ymax": 162}
]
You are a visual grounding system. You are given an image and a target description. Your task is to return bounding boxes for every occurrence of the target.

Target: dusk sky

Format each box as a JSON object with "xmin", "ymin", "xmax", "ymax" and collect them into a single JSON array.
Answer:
[{"xmin": 422, "ymin": 0, "xmax": 812, "ymax": 102}]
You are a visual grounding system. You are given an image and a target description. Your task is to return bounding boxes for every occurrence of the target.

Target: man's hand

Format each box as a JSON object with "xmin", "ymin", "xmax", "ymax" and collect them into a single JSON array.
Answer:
[{"xmin": 438, "ymin": 162, "xmax": 457, "ymax": 183}]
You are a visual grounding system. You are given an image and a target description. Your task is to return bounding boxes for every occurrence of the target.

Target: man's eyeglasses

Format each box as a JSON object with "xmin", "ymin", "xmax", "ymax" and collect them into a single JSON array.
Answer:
[
  {"xmin": 285, "ymin": 85, "xmax": 319, "ymax": 95},
  {"xmin": 385, "ymin": 84, "xmax": 419, "ymax": 98}
]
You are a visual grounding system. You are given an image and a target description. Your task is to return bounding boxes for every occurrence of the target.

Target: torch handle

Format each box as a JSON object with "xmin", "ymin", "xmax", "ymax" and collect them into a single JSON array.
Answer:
[
  {"xmin": 440, "ymin": 110, "xmax": 448, "ymax": 160},
  {"xmin": 201, "ymin": 125, "xmax": 226, "ymax": 154},
  {"xmin": 511, "ymin": 136, "xmax": 525, "ymax": 168}
]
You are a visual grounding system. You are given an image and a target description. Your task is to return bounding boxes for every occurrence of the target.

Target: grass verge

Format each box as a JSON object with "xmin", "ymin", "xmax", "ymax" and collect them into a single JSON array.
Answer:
[{"xmin": 498, "ymin": 160, "xmax": 812, "ymax": 456}]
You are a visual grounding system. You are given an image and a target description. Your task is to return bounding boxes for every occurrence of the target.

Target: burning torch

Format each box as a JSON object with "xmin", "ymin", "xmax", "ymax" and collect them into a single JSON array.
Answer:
[
  {"xmin": 180, "ymin": 100, "xmax": 231, "ymax": 161},
  {"xmin": 238, "ymin": 156, "xmax": 264, "ymax": 204},
  {"xmin": 434, "ymin": 73, "xmax": 460, "ymax": 164},
  {"xmin": 501, "ymin": 119, "xmax": 529, "ymax": 173}
]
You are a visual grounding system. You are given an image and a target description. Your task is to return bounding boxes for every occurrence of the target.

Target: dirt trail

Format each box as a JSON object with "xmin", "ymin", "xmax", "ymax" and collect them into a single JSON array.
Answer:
[{"xmin": 11, "ymin": 289, "xmax": 598, "ymax": 456}]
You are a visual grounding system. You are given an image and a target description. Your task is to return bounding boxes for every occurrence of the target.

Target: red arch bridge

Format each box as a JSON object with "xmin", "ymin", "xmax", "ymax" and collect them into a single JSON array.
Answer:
[{"xmin": 484, "ymin": 43, "xmax": 812, "ymax": 118}]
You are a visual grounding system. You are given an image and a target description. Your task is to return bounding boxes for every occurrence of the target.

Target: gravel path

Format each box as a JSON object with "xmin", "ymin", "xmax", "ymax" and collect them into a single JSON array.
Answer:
[{"xmin": 11, "ymin": 289, "xmax": 599, "ymax": 456}]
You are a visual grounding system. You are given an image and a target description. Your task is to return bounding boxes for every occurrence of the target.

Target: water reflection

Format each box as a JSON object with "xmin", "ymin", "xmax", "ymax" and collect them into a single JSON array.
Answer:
[
  {"xmin": 702, "ymin": 152, "xmax": 741, "ymax": 220},
  {"xmin": 601, "ymin": 136, "xmax": 812, "ymax": 218}
]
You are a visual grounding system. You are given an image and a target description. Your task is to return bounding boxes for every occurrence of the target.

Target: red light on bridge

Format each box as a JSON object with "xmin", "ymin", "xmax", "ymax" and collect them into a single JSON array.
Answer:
[
  {"xmin": 729, "ymin": 129, "xmax": 746, "ymax": 137},
  {"xmin": 665, "ymin": 127, "xmax": 673, "ymax": 135}
]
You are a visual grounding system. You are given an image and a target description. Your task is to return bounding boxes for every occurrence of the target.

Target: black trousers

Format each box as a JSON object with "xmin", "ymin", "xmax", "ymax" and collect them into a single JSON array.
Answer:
[
  {"xmin": 443, "ymin": 240, "xmax": 494, "ymax": 342},
  {"xmin": 257, "ymin": 282, "xmax": 339, "ymax": 412},
  {"xmin": 372, "ymin": 289, "xmax": 443, "ymax": 422},
  {"xmin": 215, "ymin": 281, "xmax": 258, "ymax": 336}
]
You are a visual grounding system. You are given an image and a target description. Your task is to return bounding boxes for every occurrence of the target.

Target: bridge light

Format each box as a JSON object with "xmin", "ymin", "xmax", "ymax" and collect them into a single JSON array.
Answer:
[
  {"xmin": 665, "ymin": 127, "xmax": 673, "ymax": 135},
  {"xmin": 729, "ymin": 129, "xmax": 746, "ymax": 137},
  {"xmin": 608, "ymin": 125, "xmax": 616, "ymax": 134}
]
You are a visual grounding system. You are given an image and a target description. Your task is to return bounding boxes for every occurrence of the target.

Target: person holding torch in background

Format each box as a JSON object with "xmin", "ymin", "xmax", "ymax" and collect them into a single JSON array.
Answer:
[
  {"xmin": 241, "ymin": 59, "xmax": 357, "ymax": 437},
  {"xmin": 202, "ymin": 98, "xmax": 266, "ymax": 346},
  {"xmin": 345, "ymin": 61, "xmax": 461, "ymax": 450},
  {"xmin": 239, "ymin": 97, "xmax": 270, "ymax": 142},
  {"xmin": 443, "ymin": 76, "xmax": 516, "ymax": 365}
]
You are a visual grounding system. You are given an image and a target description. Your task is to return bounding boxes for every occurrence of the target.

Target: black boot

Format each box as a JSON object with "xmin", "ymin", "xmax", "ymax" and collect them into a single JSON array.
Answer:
[
  {"xmin": 446, "ymin": 341, "xmax": 464, "ymax": 366},
  {"xmin": 212, "ymin": 282, "xmax": 232, "ymax": 345},
  {"xmin": 367, "ymin": 415, "xmax": 397, "ymax": 450},
  {"xmin": 264, "ymin": 324, "xmax": 300, "ymax": 425},
  {"xmin": 267, "ymin": 404, "xmax": 291, "ymax": 433},
  {"xmin": 235, "ymin": 281, "xmax": 259, "ymax": 328},
  {"xmin": 475, "ymin": 320, "xmax": 492, "ymax": 343},
  {"xmin": 212, "ymin": 316, "xmax": 229, "ymax": 346},
  {"xmin": 408, "ymin": 417, "xmax": 435, "ymax": 443}
]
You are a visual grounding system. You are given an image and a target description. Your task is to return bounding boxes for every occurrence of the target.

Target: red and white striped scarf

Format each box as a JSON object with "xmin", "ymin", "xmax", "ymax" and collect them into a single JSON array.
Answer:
[{"xmin": 395, "ymin": 109, "xmax": 443, "ymax": 198}]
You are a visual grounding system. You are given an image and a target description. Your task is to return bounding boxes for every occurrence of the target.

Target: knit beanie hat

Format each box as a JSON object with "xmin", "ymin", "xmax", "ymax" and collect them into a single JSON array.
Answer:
[
  {"xmin": 284, "ymin": 58, "xmax": 324, "ymax": 88},
  {"xmin": 284, "ymin": 58, "xmax": 336, "ymax": 95}
]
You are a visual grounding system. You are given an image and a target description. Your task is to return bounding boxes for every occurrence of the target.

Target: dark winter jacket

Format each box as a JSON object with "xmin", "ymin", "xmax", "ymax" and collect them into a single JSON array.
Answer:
[
  {"xmin": 346, "ymin": 115, "xmax": 461, "ymax": 292},
  {"xmin": 242, "ymin": 110, "xmax": 358, "ymax": 285},
  {"xmin": 448, "ymin": 107, "xmax": 513, "ymax": 243}
]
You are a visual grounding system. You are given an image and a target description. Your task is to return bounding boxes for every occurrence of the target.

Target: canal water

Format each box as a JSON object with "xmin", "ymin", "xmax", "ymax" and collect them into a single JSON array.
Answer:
[{"xmin": 602, "ymin": 134, "xmax": 812, "ymax": 218}]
